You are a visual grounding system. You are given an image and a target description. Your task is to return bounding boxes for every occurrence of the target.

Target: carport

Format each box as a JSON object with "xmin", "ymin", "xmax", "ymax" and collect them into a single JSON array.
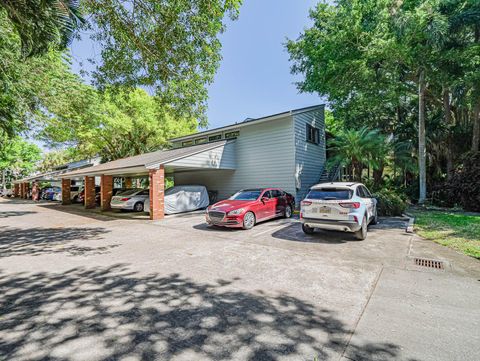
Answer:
[
  {"xmin": 60, "ymin": 140, "xmax": 236, "ymax": 220},
  {"xmin": 13, "ymin": 171, "xmax": 72, "ymax": 200}
]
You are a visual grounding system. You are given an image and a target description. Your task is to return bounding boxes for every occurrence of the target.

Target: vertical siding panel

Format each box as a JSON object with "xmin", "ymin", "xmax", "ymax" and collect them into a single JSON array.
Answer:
[{"xmin": 293, "ymin": 107, "xmax": 326, "ymax": 203}]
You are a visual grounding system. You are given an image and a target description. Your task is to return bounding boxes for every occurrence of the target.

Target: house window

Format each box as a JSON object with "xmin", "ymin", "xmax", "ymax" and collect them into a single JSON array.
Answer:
[
  {"xmin": 225, "ymin": 130, "xmax": 239, "ymax": 139},
  {"xmin": 306, "ymin": 124, "xmax": 320, "ymax": 145},
  {"xmin": 209, "ymin": 134, "xmax": 222, "ymax": 142},
  {"xmin": 182, "ymin": 140, "xmax": 194, "ymax": 147},
  {"xmin": 195, "ymin": 137, "xmax": 207, "ymax": 145}
]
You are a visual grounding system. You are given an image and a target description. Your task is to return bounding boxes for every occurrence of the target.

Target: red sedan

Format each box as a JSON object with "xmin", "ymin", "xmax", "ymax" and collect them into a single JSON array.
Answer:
[{"xmin": 206, "ymin": 188, "xmax": 295, "ymax": 230}]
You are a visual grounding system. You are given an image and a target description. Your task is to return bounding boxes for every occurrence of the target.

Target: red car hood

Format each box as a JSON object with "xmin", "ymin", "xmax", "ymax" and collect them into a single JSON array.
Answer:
[{"xmin": 209, "ymin": 199, "xmax": 256, "ymax": 212}]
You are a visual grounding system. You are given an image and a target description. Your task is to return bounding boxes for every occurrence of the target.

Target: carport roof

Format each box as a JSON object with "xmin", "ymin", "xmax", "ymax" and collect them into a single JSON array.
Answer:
[{"xmin": 60, "ymin": 140, "xmax": 231, "ymax": 178}]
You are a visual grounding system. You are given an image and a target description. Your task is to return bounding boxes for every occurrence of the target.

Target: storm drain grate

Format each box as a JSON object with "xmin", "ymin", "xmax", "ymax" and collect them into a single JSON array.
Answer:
[{"xmin": 414, "ymin": 257, "xmax": 444, "ymax": 269}]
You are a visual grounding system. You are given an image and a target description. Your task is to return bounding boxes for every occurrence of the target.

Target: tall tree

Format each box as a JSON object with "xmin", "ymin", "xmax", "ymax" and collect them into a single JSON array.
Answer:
[
  {"xmin": 0, "ymin": 0, "xmax": 84, "ymax": 57},
  {"xmin": 82, "ymin": 0, "xmax": 242, "ymax": 125}
]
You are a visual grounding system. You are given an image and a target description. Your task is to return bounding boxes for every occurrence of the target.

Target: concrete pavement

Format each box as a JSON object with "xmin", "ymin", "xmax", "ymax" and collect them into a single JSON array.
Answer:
[{"xmin": 0, "ymin": 198, "xmax": 478, "ymax": 361}]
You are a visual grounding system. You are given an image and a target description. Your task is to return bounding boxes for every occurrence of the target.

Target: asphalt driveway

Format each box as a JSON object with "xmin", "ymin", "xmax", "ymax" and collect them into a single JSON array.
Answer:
[{"xmin": 0, "ymin": 198, "xmax": 478, "ymax": 361}]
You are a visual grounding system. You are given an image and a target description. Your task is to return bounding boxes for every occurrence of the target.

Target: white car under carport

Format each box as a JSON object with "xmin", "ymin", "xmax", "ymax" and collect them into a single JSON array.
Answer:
[
  {"xmin": 144, "ymin": 185, "xmax": 210, "ymax": 215},
  {"xmin": 111, "ymin": 189, "xmax": 150, "ymax": 212}
]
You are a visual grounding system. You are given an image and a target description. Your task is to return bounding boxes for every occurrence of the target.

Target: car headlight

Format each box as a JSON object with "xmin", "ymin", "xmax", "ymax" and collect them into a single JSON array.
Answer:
[{"xmin": 228, "ymin": 208, "xmax": 244, "ymax": 216}]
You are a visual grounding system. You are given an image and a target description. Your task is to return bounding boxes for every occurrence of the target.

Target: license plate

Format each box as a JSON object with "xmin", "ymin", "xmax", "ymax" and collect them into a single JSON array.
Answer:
[{"xmin": 318, "ymin": 207, "xmax": 331, "ymax": 214}]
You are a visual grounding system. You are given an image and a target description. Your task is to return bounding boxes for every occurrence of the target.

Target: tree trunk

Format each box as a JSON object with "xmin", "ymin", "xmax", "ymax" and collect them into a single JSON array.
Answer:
[
  {"xmin": 443, "ymin": 87, "xmax": 454, "ymax": 179},
  {"xmin": 418, "ymin": 69, "xmax": 427, "ymax": 204},
  {"xmin": 472, "ymin": 94, "xmax": 480, "ymax": 152},
  {"xmin": 373, "ymin": 166, "xmax": 384, "ymax": 187}
]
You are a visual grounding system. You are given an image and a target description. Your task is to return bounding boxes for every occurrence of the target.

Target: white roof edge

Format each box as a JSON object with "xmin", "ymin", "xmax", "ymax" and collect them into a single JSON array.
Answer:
[{"xmin": 145, "ymin": 140, "xmax": 233, "ymax": 169}]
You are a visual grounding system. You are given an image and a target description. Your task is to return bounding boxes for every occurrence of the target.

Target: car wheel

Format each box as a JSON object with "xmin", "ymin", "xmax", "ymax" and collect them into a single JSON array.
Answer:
[
  {"xmin": 370, "ymin": 207, "xmax": 378, "ymax": 225},
  {"xmin": 134, "ymin": 202, "xmax": 144, "ymax": 212},
  {"xmin": 354, "ymin": 216, "xmax": 367, "ymax": 240},
  {"xmin": 242, "ymin": 212, "xmax": 256, "ymax": 230},
  {"xmin": 284, "ymin": 205, "xmax": 292, "ymax": 218},
  {"xmin": 302, "ymin": 223, "xmax": 314, "ymax": 234}
]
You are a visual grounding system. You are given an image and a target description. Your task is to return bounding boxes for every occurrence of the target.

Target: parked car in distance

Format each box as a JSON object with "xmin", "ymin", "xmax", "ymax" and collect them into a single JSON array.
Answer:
[
  {"xmin": 0, "ymin": 189, "xmax": 13, "ymax": 197},
  {"xmin": 300, "ymin": 182, "xmax": 377, "ymax": 240},
  {"xmin": 110, "ymin": 188, "xmax": 149, "ymax": 212},
  {"xmin": 70, "ymin": 186, "xmax": 83, "ymax": 202},
  {"xmin": 144, "ymin": 185, "xmax": 210, "ymax": 215},
  {"xmin": 43, "ymin": 186, "xmax": 61, "ymax": 201},
  {"xmin": 206, "ymin": 188, "xmax": 295, "ymax": 230}
]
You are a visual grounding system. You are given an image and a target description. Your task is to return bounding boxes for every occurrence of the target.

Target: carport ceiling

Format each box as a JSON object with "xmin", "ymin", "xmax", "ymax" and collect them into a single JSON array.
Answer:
[{"xmin": 60, "ymin": 140, "xmax": 235, "ymax": 179}]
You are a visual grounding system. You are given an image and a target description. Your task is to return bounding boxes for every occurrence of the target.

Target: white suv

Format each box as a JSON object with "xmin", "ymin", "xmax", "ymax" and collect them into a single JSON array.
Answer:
[{"xmin": 300, "ymin": 182, "xmax": 378, "ymax": 240}]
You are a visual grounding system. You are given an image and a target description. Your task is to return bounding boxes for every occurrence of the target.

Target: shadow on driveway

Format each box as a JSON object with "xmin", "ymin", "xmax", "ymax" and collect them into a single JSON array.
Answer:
[
  {"xmin": 0, "ymin": 226, "xmax": 115, "ymax": 257},
  {"xmin": 0, "ymin": 211, "xmax": 37, "ymax": 218},
  {"xmin": 0, "ymin": 264, "xmax": 401, "ymax": 360}
]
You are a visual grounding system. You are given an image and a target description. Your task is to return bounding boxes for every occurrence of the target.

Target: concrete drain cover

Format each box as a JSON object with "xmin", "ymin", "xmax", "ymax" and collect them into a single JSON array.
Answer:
[{"xmin": 414, "ymin": 257, "xmax": 444, "ymax": 270}]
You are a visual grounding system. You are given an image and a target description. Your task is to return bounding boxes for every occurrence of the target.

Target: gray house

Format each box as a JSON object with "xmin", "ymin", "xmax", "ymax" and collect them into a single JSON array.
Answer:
[
  {"xmin": 59, "ymin": 105, "xmax": 326, "ymax": 219},
  {"xmin": 171, "ymin": 105, "xmax": 326, "ymax": 204}
]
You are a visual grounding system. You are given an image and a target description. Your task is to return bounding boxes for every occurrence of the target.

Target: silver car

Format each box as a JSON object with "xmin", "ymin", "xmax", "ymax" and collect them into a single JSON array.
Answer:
[{"xmin": 110, "ymin": 188, "xmax": 150, "ymax": 212}]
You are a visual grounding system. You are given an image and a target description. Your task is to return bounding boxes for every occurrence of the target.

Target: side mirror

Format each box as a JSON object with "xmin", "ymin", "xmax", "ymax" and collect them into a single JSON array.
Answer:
[{"xmin": 261, "ymin": 197, "xmax": 269, "ymax": 203}]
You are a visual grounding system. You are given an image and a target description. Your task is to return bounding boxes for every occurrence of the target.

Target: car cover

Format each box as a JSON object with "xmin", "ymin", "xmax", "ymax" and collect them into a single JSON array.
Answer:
[{"xmin": 147, "ymin": 185, "xmax": 209, "ymax": 215}]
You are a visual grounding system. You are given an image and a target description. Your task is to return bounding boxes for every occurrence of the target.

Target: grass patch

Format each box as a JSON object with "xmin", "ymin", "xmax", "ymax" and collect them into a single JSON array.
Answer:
[{"xmin": 410, "ymin": 209, "xmax": 480, "ymax": 259}]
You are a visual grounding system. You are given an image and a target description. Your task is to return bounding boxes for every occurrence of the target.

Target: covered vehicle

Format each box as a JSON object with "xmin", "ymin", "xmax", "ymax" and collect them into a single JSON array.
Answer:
[{"xmin": 144, "ymin": 185, "xmax": 209, "ymax": 215}]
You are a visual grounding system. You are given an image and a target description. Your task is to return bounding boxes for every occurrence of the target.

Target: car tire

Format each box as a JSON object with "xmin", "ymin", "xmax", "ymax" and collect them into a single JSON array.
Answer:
[
  {"xmin": 370, "ymin": 208, "xmax": 378, "ymax": 225},
  {"xmin": 242, "ymin": 212, "xmax": 256, "ymax": 230},
  {"xmin": 133, "ymin": 202, "xmax": 144, "ymax": 212},
  {"xmin": 354, "ymin": 216, "xmax": 367, "ymax": 240},
  {"xmin": 302, "ymin": 223, "xmax": 314, "ymax": 235},
  {"xmin": 283, "ymin": 205, "xmax": 292, "ymax": 218}
]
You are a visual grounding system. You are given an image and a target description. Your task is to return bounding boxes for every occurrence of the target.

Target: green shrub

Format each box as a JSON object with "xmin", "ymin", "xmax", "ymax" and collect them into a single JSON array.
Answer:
[
  {"xmin": 373, "ymin": 189, "xmax": 407, "ymax": 216},
  {"xmin": 445, "ymin": 151, "xmax": 480, "ymax": 212}
]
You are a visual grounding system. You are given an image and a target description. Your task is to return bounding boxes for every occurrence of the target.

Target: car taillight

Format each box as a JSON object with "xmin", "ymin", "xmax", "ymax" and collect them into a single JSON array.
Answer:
[
  {"xmin": 120, "ymin": 197, "xmax": 130, "ymax": 201},
  {"xmin": 339, "ymin": 202, "xmax": 360, "ymax": 209},
  {"xmin": 301, "ymin": 200, "xmax": 312, "ymax": 206}
]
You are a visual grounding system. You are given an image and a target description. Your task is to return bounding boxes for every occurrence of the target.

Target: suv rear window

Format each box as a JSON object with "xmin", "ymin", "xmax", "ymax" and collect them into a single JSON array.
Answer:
[{"xmin": 306, "ymin": 188, "xmax": 353, "ymax": 200}]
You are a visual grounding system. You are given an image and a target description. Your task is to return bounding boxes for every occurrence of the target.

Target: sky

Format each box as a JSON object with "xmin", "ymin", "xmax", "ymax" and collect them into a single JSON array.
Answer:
[{"xmin": 69, "ymin": 0, "xmax": 324, "ymax": 131}]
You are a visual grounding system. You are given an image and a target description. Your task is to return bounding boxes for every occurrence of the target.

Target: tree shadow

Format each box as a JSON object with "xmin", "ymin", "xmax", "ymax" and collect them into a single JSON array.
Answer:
[
  {"xmin": 0, "ymin": 211, "xmax": 37, "ymax": 218},
  {"xmin": 0, "ymin": 227, "xmax": 116, "ymax": 257},
  {"xmin": 0, "ymin": 265, "xmax": 401, "ymax": 360}
]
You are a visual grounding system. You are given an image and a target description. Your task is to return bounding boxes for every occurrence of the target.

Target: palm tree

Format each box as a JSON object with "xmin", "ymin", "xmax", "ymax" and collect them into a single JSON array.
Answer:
[
  {"xmin": 328, "ymin": 126, "xmax": 386, "ymax": 182},
  {"xmin": 0, "ymin": 0, "xmax": 84, "ymax": 57}
]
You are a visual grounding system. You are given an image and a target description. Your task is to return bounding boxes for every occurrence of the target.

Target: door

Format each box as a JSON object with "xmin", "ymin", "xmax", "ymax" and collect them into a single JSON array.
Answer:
[
  {"xmin": 271, "ymin": 189, "xmax": 285, "ymax": 215},
  {"xmin": 259, "ymin": 190, "xmax": 276, "ymax": 220},
  {"xmin": 357, "ymin": 186, "xmax": 374, "ymax": 220}
]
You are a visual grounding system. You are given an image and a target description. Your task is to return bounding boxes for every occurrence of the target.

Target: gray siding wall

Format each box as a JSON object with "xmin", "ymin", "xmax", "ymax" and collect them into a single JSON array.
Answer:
[
  {"xmin": 293, "ymin": 107, "xmax": 326, "ymax": 202},
  {"xmin": 167, "ymin": 142, "xmax": 236, "ymax": 170},
  {"xmin": 174, "ymin": 116, "xmax": 296, "ymax": 200}
]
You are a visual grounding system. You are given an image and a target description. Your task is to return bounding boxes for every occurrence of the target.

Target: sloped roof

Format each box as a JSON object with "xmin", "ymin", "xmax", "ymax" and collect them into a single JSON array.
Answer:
[{"xmin": 60, "ymin": 140, "xmax": 230, "ymax": 178}]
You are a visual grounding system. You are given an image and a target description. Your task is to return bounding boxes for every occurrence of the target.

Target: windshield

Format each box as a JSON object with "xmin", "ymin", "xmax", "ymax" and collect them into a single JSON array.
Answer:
[
  {"xmin": 117, "ymin": 188, "xmax": 142, "ymax": 196},
  {"xmin": 307, "ymin": 188, "xmax": 353, "ymax": 200},
  {"xmin": 229, "ymin": 190, "xmax": 262, "ymax": 201}
]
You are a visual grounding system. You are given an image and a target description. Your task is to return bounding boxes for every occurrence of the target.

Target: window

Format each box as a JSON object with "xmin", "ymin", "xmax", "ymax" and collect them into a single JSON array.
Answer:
[
  {"xmin": 195, "ymin": 137, "xmax": 207, "ymax": 145},
  {"xmin": 225, "ymin": 130, "xmax": 239, "ymax": 139},
  {"xmin": 306, "ymin": 124, "xmax": 320, "ymax": 144},
  {"xmin": 357, "ymin": 186, "xmax": 372, "ymax": 198},
  {"xmin": 271, "ymin": 189, "xmax": 282, "ymax": 198},
  {"xmin": 306, "ymin": 188, "xmax": 353, "ymax": 200},
  {"xmin": 262, "ymin": 190, "xmax": 272, "ymax": 199},
  {"xmin": 209, "ymin": 134, "xmax": 222, "ymax": 142},
  {"xmin": 229, "ymin": 190, "xmax": 262, "ymax": 200},
  {"xmin": 138, "ymin": 189, "xmax": 150, "ymax": 196},
  {"xmin": 182, "ymin": 140, "xmax": 194, "ymax": 147}
]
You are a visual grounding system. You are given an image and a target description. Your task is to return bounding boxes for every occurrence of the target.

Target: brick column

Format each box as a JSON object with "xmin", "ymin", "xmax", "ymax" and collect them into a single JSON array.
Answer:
[
  {"xmin": 24, "ymin": 183, "xmax": 30, "ymax": 199},
  {"xmin": 100, "ymin": 175, "xmax": 113, "ymax": 211},
  {"xmin": 149, "ymin": 166, "xmax": 165, "ymax": 220},
  {"xmin": 84, "ymin": 176, "xmax": 96, "ymax": 209},
  {"xmin": 61, "ymin": 179, "xmax": 71, "ymax": 205},
  {"xmin": 19, "ymin": 183, "xmax": 24, "ymax": 198},
  {"xmin": 14, "ymin": 183, "xmax": 19, "ymax": 197},
  {"xmin": 31, "ymin": 182, "xmax": 40, "ymax": 201}
]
